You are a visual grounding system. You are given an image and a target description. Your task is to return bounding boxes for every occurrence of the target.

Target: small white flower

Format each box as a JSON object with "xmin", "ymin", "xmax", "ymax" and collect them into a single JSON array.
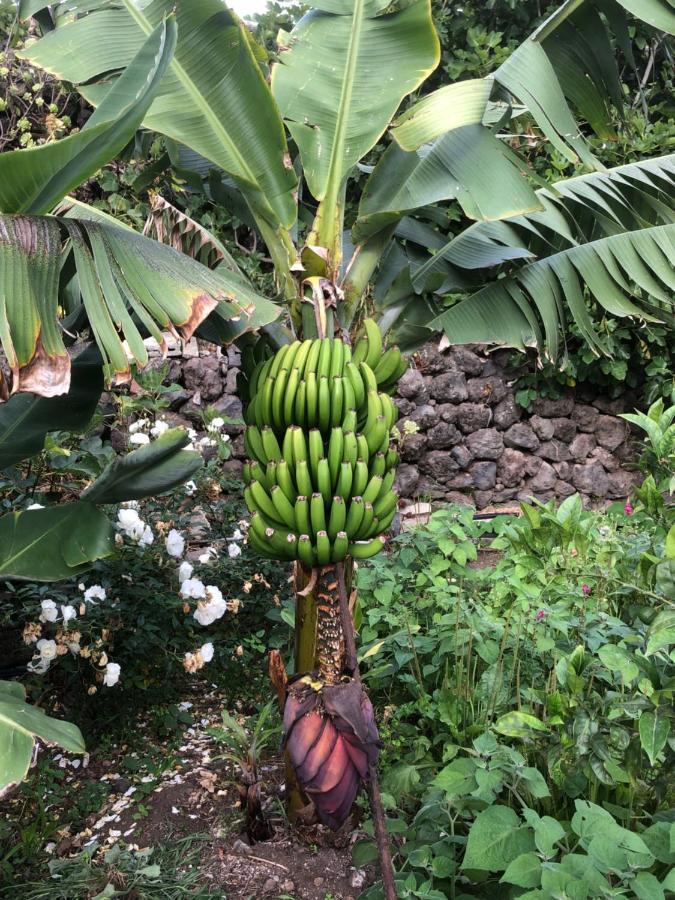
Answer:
[
  {"xmin": 37, "ymin": 638, "xmax": 57, "ymax": 661},
  {"xmin": 40, "ymin": 599, "xmax": 59, "ymax": 623},
  {"xmin": 60, "ymin": 605, "xmax": 77, "ymax": 625},
  {"xmin": 221, "ymin": 434, "xmax": 230, "ymax": 443},
  {"xmin": 129, "ymin": 432, "xmax": 151, "ymax": 446},
  {"xmin": 184, "ymin": 480, "xmax": 197, "ymax": 496},
  {"xmin": 117, "ymin": 508, "xmax": 141, "ymax": 530},
  {"xmin": 198, "ymin": 548, "xmax": 216, "ymax": 565},
  {"xmin": 187, "ymin": 428, "xmax": 198, "ymax": 441},
  {"xmin": 178, "ymin": 561, "xmax": 194, "ymax": 583},
  {"xmin": 230, "ymin": 529, "xmax": 244, "ymax": 542},
  {"xmin": 207, "ymin": 417, "xmax": 224, "ymax": 433},
  {"xmin": 198, "ymin": 436, "xmax": 216, "ymax": 449},
  {"xmin": 150, "ymin": 419, "xmax": 169, "ymax": 437},
  {"xmin": 227, "ymin": 543, "xmax": 242, "ymax": 558},
  {"xmin": 129, "ymin": 419, "xmax": 148, "ymax": 434},
  {"xmin": 84, "ymin": 585, "xmax": 106, "ymax": 604},
  {"xmin": 180, "ymin": 578, "xmax": 206, "ymax": 600},
  {"xmin": 103, "ymin": 662, "xmax": 121, "ymax": 687},
  {"xmin": 138, "ymin": 525, "xmax": 154, "ymax": 548},
  {"xmin": 200, "ymin": 642, "xmax": 214, "ymax": 663},
  {"xmin": 26, "ymin": 503, "xmax": 44, "ymax": 511},
  {"xmin": 165, "ymin": 529, "xmax": 185, "ymax": 558}
]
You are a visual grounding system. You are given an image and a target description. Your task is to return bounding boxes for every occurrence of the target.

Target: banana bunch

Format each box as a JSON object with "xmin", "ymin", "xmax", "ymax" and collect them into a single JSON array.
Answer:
[{"xmin": 241, "ymin": 321, "xmax": 406, "ymax": 566}]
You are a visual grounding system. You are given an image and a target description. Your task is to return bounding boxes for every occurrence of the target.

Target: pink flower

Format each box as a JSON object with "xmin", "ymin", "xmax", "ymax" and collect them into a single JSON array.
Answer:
[
  {"xmin": 624, "ymin": 501, "xmax": 633, "ymax": 516},
  {"xmin": 582, "ymin": 584, "xmax": 591, "ymax": 596},
  {"xmin": 535, "ymin": 609, "xmax": 546, "ymax": 622}
]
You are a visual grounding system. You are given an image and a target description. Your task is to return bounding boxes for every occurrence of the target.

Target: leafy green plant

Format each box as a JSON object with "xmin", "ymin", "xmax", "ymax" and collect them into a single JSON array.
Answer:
[{"xmin": 621, "ymin": 397, "xmax": 675, "ymax": 493}]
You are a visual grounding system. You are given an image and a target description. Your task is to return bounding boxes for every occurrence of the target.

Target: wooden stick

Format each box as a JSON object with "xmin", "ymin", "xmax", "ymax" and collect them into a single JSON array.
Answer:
[{"xmin": 336, "ymin": 562, "xmax": 397, "ymax": 900}]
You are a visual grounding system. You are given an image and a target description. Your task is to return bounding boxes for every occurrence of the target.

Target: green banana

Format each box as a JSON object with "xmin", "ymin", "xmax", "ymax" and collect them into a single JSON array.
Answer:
[
  {"xmin": 385, "ymin": 447, "xmax": 399, "ymax": 470},
  {"xmin": 308, "ymin": 428, "xmax": 324, "ymax": 484},
  {"xmin": 342, "ymin": 375, "xmax": 356, "ymax": 415},
  {"xmin": 342, "ymin": 408, "xmax": 357, "ymax": 433},
  {"xmin": 276, "ymin": 459, "xmax": 297, "ymax": 504},
  {"xmin": 329, "ymin": 338, "xmax": 344, "ymax": 379},
  {"xmin": 248, "ymin": 527, "xmax": 283, "ymax": 559},
  {"xmin": 248, "ymin": 480, "xmax": 282, "ymax": 526},
  {"xmin": 245, "ymin": 426, "xmax": 267, "ymax": 466},
  {"xmin": 345, "ymin": 362, "xmax": 365, "ymax": 409},
  {"xmin": 298, "ymin": 534, "xmax": 315, "ymax": 568},
  {"xmin": 379, "ymin": 468, "xmax": 396, "ymax": 500},
  {"xmin": 317, "ymin": 338, "xmax": 332, "ymax": 380},
  {"xmin": 305, "ymin": 371, "xmax": 318, "ymax": 428},
  {"xmin": 356, "ymin": 433, "xmax": 370, "ymax": 463},
  {"xmin": 293, "ymin": 339, "xmax": 313, "ymax": 379},
  {"xmin": 363, "ymin": 319, "xmax": 383, "ymax": 370},
  {"xmin": 272, "ymin": 367, "xmax": 289, "ymax": 429},
  {"xmin": 351, "ymin": 333, "xmax": 369, "ymax": 366},
  {"xmin": 249, "ymin": 461, "xmax": 269, "ymax": 491},
  {"xmin": 377, "ymin": 506, "xmax": 397, "ymax": 534},
  {"xmin": 336, "ymin": 461, "xmax": 353, "ymax": 501},
  {"xmin": 295, "ymin": 459, "xmax": 313, "ymax": 498},
  {"xmin": 310, "ymin": 493, "xmax": 326, "ymax": 536},
  {"xmin": 295, "ymin": 497, "xmax": 311, "ymax": 536},
  {"xmin": 330, "ymin": 376, "xmax": 344, "ymax": 428},
  {"xmin": 373, "ymin": 488, "xmax": 397, "ymax": 521},
  {"xmin": 261, "ymin": 426, "xmax": 282, "ymax": 462},
  {"xmin": 282, "ymin": 428, "xmax": 295, "ymax": 469},
  {"xmin": 318, "ymin": 376, "xmax": 331, "ymax": 433},
  {"xmin": 362, "ymin": 474, "xmax": 384, "ymax": 505},
  {"xmin": 370, "ymin": 452, "xmax": 386, "ymax": 478},
  {"xmin": 373, "ymin": 346, "xmax": 401, "ymax": 385},
  {"xmin": 331, "ymin": 531, "xmax": 349, "ymax": 562},
  {"xmin": 304, "ymin": 339, "xmax": 322, "ymax": 377},
  {"xmin": 359, "ymin": 361, "xmax": 378, "ymax": 394},
  {"xmin": 294, "ymin": 379, "xmax": 307, "ymax": 428},
  {"xmin": 328, "ymin": 428, "xmax": 344, "ymax": 488},
  {"xmin": 342, "ymin": 431, "xmax": 358, "ymax": 467},
  {"xmin": 366, "ymin": 415, "xmax": 387, "ymax": 456},
  {"xmin": 345, "ymin": 496, "xmax": 365, "ymax": 537},
  {"xmin": 316, "ymin": 530, "xmax": 331, "ymax": 565},
  {"xmin": 292, "ymin": 427, "xmax": 308, "ymax": 466},
  {"xmin": 328, "ymin": 496, "xmax": 346, "ymax": 540},
  {"xmin": 268, "ymin": 342, "xmax": 291, "ymax": 380},
  {"xmin": 317, "ymin": 458, "xmax": 332, "ymax": 504},
  {"xmin": 271, "ymin": 484, "xmax": 297, "ymax": 530},
  {"xmin": 265, "ymin": 460, "xmax": 278, "ymax": 487},
  {"xmin": 357, "ymin": 502, "xmax": 375, "ymax": 539},
  {"xmin": 353, "ymin": 459, "xmax": 369, "ymax": 496},
  {"xmin": 283, "ymin": 367, "xmax": 300, "ymax": 425},
  {"xmin": 261, "ymin": 375, "xmax": 275, "ymax": 425},
  {"xmin": 348, "ymin": 536, "xmax": 385, "ymax": 560}
]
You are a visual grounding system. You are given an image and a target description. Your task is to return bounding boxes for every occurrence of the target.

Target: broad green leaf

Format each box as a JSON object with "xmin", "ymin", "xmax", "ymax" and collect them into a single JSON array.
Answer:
[
  {"xmin": 432, "ymin": 223, "xmax": 674, "ymax": 358},
  {"xmin": 645, "ymin": 609, "xmax": 675, "ymax": 656},
  {"xmin": 639, "ymin": 711, "xmax": 670, "ymax": 765},
  {"xmin": 0, "ymin": 347, "xmax": 103, "ymax": 470},
  {"xmin": 272, "ymin": 0, "xmax": 439, "ymax": 259},
  {"xmin": 0, "ymin": 215, "xmax": 279, "ymax": 397},
  {"xmin": 598, "ymin": 644, "xmax": 639, "ymax": 682},
  {"xmin": 631, "ymin": 872, "xmax": 666, "ymax": 900},
  {"xmin": 462, "ymin": 806, "xmax": 535, "ymax": 872},
  {"xmin": 20, "ymin": 0, "xmax": 297, "ymax": 232},
  {"xmin": 0, "ymin": 683, "xmax": 85, "ymax": 798},
  {"xmin": 0, "ymin": 19, "xmax": 175, "ymax": 215},
  {"xmin": 615, "ymin": 0, "xmax": 675, "ymax": 33},
  {"xmin": 494, "ymin": 711, "xmax": 549, "ymax": 738},
  {"xmin": 500, "ymin": 852, "xmax": 542, "ymax": 889},
  {"xmin": 665, "ymin": 524, "xmax": 675, "ymax": 559},
  {"xmin": 0, "ymin": 502, "xmax": 114, "ymax": 581},
  {"xmin": 82, "ymin": 428, "xmax": 202, "ymax": 504},
  {"xmin": 433, "ymin": 757, "xmax": 476, "ymax": 797}
]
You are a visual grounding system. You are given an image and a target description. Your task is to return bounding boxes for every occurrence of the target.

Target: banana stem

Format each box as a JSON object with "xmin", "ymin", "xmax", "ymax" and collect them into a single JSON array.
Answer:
[{"xmin": 336, "ymin": 562, "xmax": 397, "ymax": 900}]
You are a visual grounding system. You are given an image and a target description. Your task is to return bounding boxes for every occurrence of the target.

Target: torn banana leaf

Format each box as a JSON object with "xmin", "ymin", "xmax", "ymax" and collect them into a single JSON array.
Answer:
[{"xmin": 0, "ymin": 215, "xmax": 280, "ymax": 399}]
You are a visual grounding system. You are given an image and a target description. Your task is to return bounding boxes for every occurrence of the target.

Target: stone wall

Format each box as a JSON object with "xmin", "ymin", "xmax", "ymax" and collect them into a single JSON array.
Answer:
[{"xmin": 159, "ymin": 339, "xmax": 641, "ymax": 510}]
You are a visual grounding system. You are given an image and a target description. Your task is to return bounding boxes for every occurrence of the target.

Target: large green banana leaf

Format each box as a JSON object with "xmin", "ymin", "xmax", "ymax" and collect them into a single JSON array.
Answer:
[
  {"xmin": 0, "ymin": 681, "xmax": 85, "ymax": 799},
  {"xmin": 20, "ymin": 0, "xmax": 297, "ymax": 234},
  {"xmin": 0, "ymin": 347, "xmax": 103, "ymax": 469},
  {"xmin": 432, "ymin": 223, "xmax": 675, "ymax": 358},
  {"xmin": 82, "ymin": 428, "xmax": 202, "ymax": 504},
  {"xmin": 0, "ymin": 215, "xmax": 279, "ymax": 397},
  {"xmin": 271, "ymin": 0, "xmax": 439, "ymax": 260},
  {"xmin": 0, "ymin": 18, "xmax": 175, "ymax": 216},
  {"xmin": 0, "ymin": 502, "xmax": 114, "ymax": 581}
]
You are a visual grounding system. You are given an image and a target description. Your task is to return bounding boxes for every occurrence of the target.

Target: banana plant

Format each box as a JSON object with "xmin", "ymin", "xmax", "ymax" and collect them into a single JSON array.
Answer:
[{"xmin": 10, "ymin": 0, "xmax": 675, "ymax": 879}]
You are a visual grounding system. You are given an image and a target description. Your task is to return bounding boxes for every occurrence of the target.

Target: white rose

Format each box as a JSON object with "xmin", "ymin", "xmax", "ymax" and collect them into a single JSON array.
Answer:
[
  {"xmin": 37, "ymin": 639, "xmax": 57, "ymax": 661},
  {"xmin": 117, "ymin": 508, "xmax": 141, "ymax": 529},
  {"xmin": 165, "ymin": 529, "xmax": 185, "ymax": 558},
  {"xmin": 40, "ymin": 599, "xmax": 58, "ymax": 623},
  {"xmin": 178, "ymin": 561, "xmax": 194, "ymax": 583},
  {"xmin": 103, "ymin": 662, "xmax": 120, "ymax": 687},
  {"xmin": 138, "ymin": 525, "xmax": 154, "ymax": 548},
  {"xmin": 60, "ymin": 605, "xmax": 77, "ymax": 625},
  {"xmin": 198, "ymin": 548, "xmax": 216, "ymax": 564},
  {"xmin": 230, "ymin": 529, "xmax": 244, "ymax": 542},
  {"xmin": 227, "ymin": 543, "xmax": 241, "ymax": 559},
  {"xmin": 184, "ymin": 480, "xmax": 197, "ymax": 496},
  {"xmin": 180, "ymin": 578, "xmax": 206, "ymax": 600},
  {"xmin": 200, "ymin": 642, "xmax": 214, "ymax": 663},
  {"xmin": 129, "ymin": 432, "xmax": 150, "ymax": 446},
  {"xmin": 129, "ymin": 419, "xmax": 148, "ymax": 434},
  {"xmin": 207, "ymin": 417, "xmax": 224, "ymax": 433},
  {"xmin": 83, "ymin": 585, "xmax": 106, "ymax": 604},
  {"xmin": 150, "ymin": 419, "xmax": 169, "ymax": 437}
]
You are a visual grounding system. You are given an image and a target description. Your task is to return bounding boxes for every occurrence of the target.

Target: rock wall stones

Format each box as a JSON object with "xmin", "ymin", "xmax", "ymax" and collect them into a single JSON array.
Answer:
[{"xmin": 159, "ymin": 338, "xmax": 641, "ymax": 510}]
